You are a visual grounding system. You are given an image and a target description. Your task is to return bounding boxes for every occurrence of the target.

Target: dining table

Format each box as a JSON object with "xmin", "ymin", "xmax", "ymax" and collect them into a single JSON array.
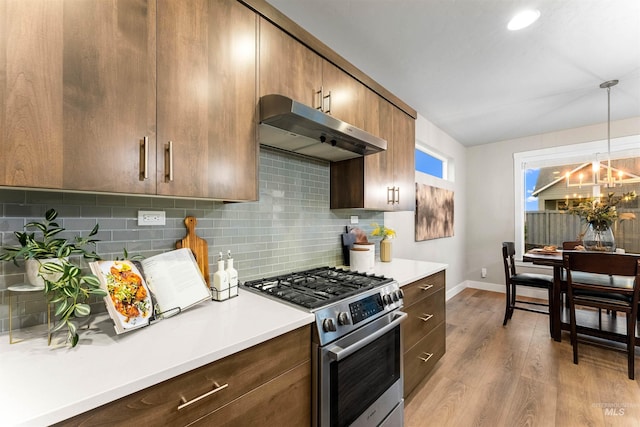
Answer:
[{"xmin": 523, "ymin": 249, "xmax": 640, "ymax": 343}]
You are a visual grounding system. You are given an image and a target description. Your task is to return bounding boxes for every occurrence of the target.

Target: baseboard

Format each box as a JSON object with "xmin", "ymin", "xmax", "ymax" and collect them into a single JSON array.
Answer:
[{"xmin": 445, "ymin": 282, "xmax": 468, "ymax": 301}]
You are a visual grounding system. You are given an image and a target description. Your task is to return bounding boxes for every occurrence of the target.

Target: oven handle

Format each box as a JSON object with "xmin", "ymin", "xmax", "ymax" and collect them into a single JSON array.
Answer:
[{"xmin": 327, "ymin": 311, "xmax": 407, "ymax": 362}]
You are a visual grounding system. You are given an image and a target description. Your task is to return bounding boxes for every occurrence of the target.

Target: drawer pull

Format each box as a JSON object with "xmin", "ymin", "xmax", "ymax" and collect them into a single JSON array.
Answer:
[
  {"xmin": 418, "ymin": 313, "xmax": 434, "ymax": 322},
  {"xmin": 177, "ymin": 382, "xmax": 228, "ymax": 410},
  {"xmin": 418, "ymin": 352, "xmax": 434, "ymax": 363},
  {"xmin": 419, "ymin": 284, "xmax": 434, "ymax": 291}
]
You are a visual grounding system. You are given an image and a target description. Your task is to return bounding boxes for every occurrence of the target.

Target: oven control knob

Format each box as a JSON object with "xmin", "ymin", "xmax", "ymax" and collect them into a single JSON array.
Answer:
[
  {"xmin": 392, "ymin": 292, "xmax": 399, "ymax": 302},
  {"xmin": 337, "ymin": 312, "xmax": 351, "ymax": 325},
  {"xmin": 397, "ymin": 289, "xmax": 405, "ymax": 300},
  {"xmin": 322, "ymin": 318, "xmax": 337, "ymax": 332},
  {"xmin": 383, "ymin": 294, "xmax": 393, "ymax": 305}
]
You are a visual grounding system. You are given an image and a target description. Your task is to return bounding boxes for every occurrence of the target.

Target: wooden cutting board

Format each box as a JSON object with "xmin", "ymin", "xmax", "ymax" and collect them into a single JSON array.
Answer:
[{"xmin": 176, "ymin": 216, "xmax": 210, "ymax": 286}]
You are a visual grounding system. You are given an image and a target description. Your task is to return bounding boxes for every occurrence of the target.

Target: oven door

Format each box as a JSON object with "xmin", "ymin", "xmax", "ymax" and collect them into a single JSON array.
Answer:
[{"xmin": 316, "ymin": 310, "xmax": 407, "ymax": 427}]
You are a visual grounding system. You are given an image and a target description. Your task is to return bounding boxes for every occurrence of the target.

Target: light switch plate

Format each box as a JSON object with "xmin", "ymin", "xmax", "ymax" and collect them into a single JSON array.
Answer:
[
  {"xmin": 138, "ymin": 210, "xmax": 166, "ymax": 226},
  {"xmin": 350, "ymin": 215, "xmax": 359, "ymax": 224}
]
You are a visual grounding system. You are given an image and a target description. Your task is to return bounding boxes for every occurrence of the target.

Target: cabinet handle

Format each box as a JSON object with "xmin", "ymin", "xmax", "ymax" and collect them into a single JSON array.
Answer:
[
  {"xmin": 139, "ymin": 136, "xmax": 149, "ymax": 180},
  {"xmin": 316, "ymin": 87, "xmax": 323, "ymax": 110},
  {"xmin": 418, "ymin": 352, "xmax": 434, "ymax": 363},
  {"xmin": 387, "ymin": 187, "xmax": 395, "ymax": 204},
  {"xmin": 418, "ymin": 313, "xmax": 434, "ymax": 322},
  {"xmin": 419, "ymin": 284, "xmax": 434, "ymax": 291},
  {"xmin": 165, "ymin": 141, "xmax": 174, "ymax": 182},
  {"xmin": 177, "ymin": 382, "xmax": 228, "ymax": 410},
  {"xmin": 394, "ymin": 187, "xmax": 400, "ymax": 204},
  {"xmin": 323, "ymin": 90, "xmax": 331, "ymax": 114}
]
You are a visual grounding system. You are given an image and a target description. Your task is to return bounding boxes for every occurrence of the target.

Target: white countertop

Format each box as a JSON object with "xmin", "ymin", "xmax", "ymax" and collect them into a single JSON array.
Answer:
[
  {"xmin": 0, "ymin": 258, "xmax": 445, "ymax": 426},
  {"xmin": 371, "ymin": 258, "xmax": 448, "ymax": 286},
  {"xmin": 0, "ymin": 291, "xmax": 314, "ymax": 427}
]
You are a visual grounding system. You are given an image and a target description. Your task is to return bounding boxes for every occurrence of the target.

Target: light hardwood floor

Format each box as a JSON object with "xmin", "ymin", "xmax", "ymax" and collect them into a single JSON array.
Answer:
[{"xmin": 404, "ymin": 288, "xmax": 640, "ymax": 427}]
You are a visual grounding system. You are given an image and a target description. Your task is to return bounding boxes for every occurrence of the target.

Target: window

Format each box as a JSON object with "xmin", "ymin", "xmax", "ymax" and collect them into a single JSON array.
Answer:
[
  {"xmin": 415, "ymin": 145, "xmax": 448, "ymax": 180},
  {"xmin": 514, "ymin": 135, "xmax": 640, "ymax": 258}
]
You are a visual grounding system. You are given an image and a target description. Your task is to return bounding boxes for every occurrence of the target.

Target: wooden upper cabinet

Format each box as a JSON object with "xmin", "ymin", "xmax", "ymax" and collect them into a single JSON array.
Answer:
[
  {"xmin": 321, "ymin": 60, "xmax": 367, "ymax": 129},
  {"xmin": 2, "ymin": 0, "xmax": 257, "ymax": 201},
  {"xmin": 259, "ymin": 17, "xmax": 321, "ymax": 106},
  {"xmin": 330, "ymin": 97, "xmax": 415, "ymax": 211},
  {"xmin": 259, "ymin": 18, "xmax": 374, "ymax": 132},
  {"xmin": 391, "ymin": 106, "xmax": 416, "ymax": 211},
  {"xmin": 1, "ymin": 0, "xmax": 156, "ymax": 193},
  {"xmin": 1, "ymin": 0, "xmax": 63, "ymax": 188},
  {"xmin": 63, "ymin": 0, "xmax": 157, "ymax": 194},
  {"xmin": 157, "ymin": 0, "xmax": 258, "ymax": 200}
]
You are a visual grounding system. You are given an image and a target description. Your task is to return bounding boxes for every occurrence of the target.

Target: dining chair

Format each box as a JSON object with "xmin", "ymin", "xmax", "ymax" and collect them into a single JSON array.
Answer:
[
  {"xmin": 502, "ymin": 242, "xmax": 554, "ymax": 326},
  {"xmin": 563, "ymin": 251, "xmax": 640, "ymax": 380}
]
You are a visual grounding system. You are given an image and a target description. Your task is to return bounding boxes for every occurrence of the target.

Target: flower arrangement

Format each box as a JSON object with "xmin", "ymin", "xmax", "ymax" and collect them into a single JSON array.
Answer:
[
  {"xmin": 568, "ymin": 191, "xmax": 637, "ymax": 230},
  {"xmin": 371, "ymin": 222, "xmax": 396, "ymax": 240}
]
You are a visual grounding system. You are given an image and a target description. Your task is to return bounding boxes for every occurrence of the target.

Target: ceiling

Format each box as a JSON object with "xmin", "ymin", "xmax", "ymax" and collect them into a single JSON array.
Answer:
[{"xmin": 266, "ymin": 0, "xmax": 640, "ymax": 146}]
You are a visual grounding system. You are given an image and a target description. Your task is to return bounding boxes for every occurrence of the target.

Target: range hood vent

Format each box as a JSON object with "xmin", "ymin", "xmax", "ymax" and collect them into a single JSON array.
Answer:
[{"xmin": 259, "ymin": 94, "xmax": 387, "ymax": 162}]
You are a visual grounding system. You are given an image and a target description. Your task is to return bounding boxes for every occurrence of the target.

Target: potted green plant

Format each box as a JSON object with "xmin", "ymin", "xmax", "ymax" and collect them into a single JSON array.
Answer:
[
  {"xmin": 568, "ymin": 191, "xmax": 637, "ymax": 251},
  {"xmin": 1, "ymin": 208, "xmax": 107, "ymax": 347}
]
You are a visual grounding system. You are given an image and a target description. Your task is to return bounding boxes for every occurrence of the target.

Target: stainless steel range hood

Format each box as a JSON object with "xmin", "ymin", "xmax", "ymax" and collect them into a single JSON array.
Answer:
[{"xmin": 259, "ymin": 94, "xmax": 387, "ymax": 162}]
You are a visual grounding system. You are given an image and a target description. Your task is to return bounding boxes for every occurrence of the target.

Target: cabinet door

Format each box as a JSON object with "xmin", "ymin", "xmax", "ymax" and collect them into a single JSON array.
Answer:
[
  {"xmin": 1, "ymin": 0, "xmax": 63, "ymax": 188},
  {"xmin": 63, "ymin": 0, "xmax": 156, "ymax": 194},
  {"xmin": 364, "ymin": 97, "xmax": 395, "ymax": 210},
  {"xmin": 322, "ymin": 59, "xmax": 366, "ymax": 129},
  {"xmin": 157, "ymin": 0, "xmax": 258, "ymax": 200},
  {"xmin": 192, "ymin": 361, "xmax": 311, "ymax": 427},
  {"xmin": 391, "ymin": 107, "xmax": 415, "ymax": 211},
  {"xmin": 259, "ymin": 18, "xmax": 322, "ymax": 107},
  {"xmin": 1, "ymin": 0, "xmax": 156, "ymax": 193},
  {"xmin": 329, "ymin": 94, "xmax": 392, "ymax": 210}
]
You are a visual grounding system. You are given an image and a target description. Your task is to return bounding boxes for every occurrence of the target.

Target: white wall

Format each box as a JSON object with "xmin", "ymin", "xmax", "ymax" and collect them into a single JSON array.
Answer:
[
  {"xmin": 465, "ymin": 116, "xmax": 640, "ymax": 289},
  {"xmin": 384, "ymin": 114, "xmax": 467, "ymax": 299}
]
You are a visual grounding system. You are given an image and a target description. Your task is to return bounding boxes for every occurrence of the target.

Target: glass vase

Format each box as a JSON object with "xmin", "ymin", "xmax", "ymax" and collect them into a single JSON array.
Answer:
[{"xmin": 583, "ymin": 223, "xmax": 616, "ymax": 252}]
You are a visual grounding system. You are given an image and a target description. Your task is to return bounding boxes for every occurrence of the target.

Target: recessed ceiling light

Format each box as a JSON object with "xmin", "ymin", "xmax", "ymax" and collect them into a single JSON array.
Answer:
[{"xmin": 507, "ymin": 9, "xmax": 541, "ymax": 31}]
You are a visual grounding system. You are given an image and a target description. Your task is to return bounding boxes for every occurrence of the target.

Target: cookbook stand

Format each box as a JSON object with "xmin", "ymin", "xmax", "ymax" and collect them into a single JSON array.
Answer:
[{"xmin": 148, "ymin": 306, "xmax": 181, "ymax": 325}]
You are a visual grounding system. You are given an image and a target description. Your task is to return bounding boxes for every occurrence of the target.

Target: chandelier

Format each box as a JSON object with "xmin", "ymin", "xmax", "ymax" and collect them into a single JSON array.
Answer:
[{"xmin": 565, "ymin": 79, "xmax": 640, "ymax": 188}]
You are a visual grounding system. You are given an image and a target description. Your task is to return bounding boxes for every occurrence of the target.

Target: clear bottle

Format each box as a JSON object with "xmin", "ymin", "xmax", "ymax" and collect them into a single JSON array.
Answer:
[
  {"xmin": 213, "ymin": 252, "xmax": 229, "ymax": 300},
  {"xmin": 226, "ymin": 250, "xmax": 238, "ymax": 297}
]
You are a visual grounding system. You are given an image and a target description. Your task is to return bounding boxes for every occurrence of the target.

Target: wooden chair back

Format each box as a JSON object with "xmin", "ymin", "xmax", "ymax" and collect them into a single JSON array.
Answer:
[
  {"xmin": 502, "ymin": 242, "xmax": 517, "ymax": 278},
  {"xmin": 563, "ymin": 252, "xmax": 640, "ymax": 278}
]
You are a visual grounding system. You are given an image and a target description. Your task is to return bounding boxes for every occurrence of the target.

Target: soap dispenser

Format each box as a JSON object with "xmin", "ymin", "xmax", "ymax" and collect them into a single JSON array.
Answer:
[
  {"xmin": 226, "ymin": 250, "xmax": 238, "ymax": 297},
  {"xmin": 213, "ymin": 252, "xmax": 229, "ymax": 301}
]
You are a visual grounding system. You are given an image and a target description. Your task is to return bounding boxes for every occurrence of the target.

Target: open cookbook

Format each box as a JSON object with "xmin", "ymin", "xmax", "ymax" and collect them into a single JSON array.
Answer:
[{"xmin": 89, "ymin": 248, "xmax": 211, "ymax": 334}]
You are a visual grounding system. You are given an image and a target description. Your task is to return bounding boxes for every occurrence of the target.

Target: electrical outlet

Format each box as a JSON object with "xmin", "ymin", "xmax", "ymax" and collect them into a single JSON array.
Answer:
[
  {"xmin": 350, "ymin": 215, "xmax": 359, "ymax": 224},
  {"xmin": 481, "ymin": 267, "xmax": 487, "ymax": 278},
  {"xmin": 138, "ymin": 210, "xmax": 166, "ymax": 226}
]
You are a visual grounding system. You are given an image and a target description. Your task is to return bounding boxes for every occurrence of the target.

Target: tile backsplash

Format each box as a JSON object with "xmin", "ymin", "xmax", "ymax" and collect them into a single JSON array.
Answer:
[{"xmin": 0, "ymin": 148, "xmax": 383, "ymax": 333}]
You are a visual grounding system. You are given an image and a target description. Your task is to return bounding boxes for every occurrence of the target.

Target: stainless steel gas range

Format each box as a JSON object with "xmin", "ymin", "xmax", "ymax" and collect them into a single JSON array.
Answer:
[{"xmin": 243, "ymin": 267, "xmax": 406, "ymax": 427}]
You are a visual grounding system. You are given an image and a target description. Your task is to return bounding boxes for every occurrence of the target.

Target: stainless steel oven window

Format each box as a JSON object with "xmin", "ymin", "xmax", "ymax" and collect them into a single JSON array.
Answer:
[{"xmin": 329, "ymin": 325, "xmax": 402, "ymax": 426}]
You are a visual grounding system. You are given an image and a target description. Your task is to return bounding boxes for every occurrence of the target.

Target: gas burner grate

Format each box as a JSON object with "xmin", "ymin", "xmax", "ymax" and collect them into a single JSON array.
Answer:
[{"xmin": 242, "ymin": 266, "xmax": 393, "ymax": 310}]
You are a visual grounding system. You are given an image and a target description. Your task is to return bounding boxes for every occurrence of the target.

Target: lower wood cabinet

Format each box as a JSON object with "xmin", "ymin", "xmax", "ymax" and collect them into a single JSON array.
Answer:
[
  {"xmin": 401, "ymin": 270, "xmax": 446, "ymax": 398},
  {"xmin": 57, "ymin": 326, "xmax": 311, "ymax": 427}
]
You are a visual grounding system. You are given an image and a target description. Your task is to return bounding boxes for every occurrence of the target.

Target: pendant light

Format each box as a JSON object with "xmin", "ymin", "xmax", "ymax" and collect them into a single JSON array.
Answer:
[
  {"xmin": 565, "ymin": 79, "xmax": 640, "ymax": 188},
  {"xmin": 600, "ymin": 79, "xmax": 618, "ymax": 188}
]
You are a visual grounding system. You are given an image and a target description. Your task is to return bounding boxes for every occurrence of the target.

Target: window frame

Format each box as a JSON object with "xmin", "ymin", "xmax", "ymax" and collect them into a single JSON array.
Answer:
[
  {"xmin": 513, "ymin": 135, "xmax": 640, "ymax": 259},
  {"xmin": 415, "ymin": 142, "xmax": 450, "ymax": 181}
]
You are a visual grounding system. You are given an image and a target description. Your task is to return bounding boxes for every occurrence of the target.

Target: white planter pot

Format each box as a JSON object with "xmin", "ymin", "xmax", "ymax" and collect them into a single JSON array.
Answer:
[{"xmin": 25, "ymin": 258, "xmax": 66, "ymax": 289}]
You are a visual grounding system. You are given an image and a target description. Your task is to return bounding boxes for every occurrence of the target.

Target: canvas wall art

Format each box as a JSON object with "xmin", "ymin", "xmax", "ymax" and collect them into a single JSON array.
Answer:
[{"xmin": 415, "ymin": 183, "xmax": 454, "ymax": 241}]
